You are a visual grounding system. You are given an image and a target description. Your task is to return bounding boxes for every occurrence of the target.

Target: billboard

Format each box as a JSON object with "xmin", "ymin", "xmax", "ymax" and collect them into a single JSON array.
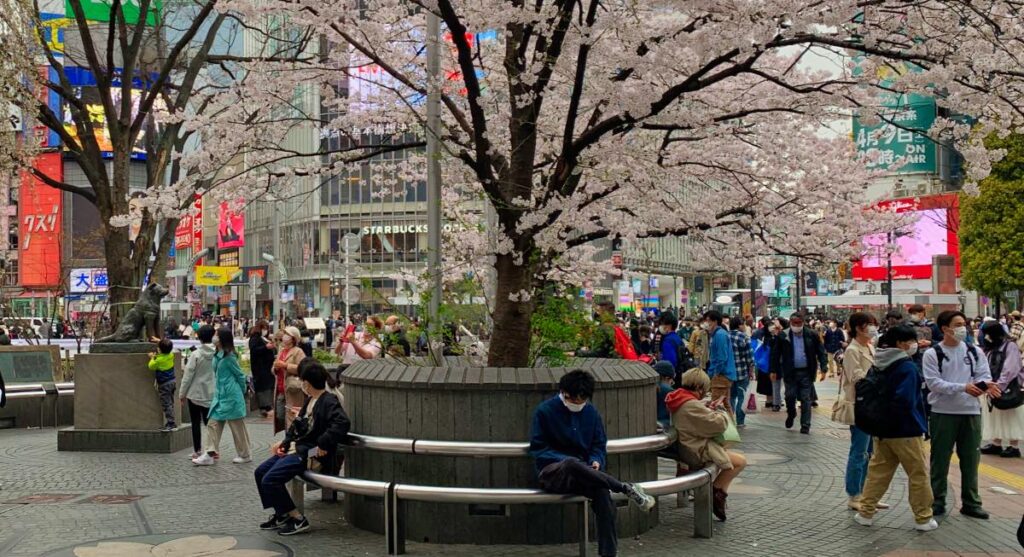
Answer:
[
  {"xmin": 195, "ymin": 266, "xmax": 239, "ymax": 287},
  {"xmin": 19, "ymin": 153, "xmax": 63, "ymax": 287},
  {"xmin": 62, "ymin": 87, "xmax": 154, "ymax": 159},
  {"xmin": 69, "ymin": 267, "xmax": 108, "ymax": 293},
  {"xmin": 217, "ymin": 201, "xmax": 244, "ymax": 249},
  {"xmin": 66, "ymin": 0, "xmax": 161, "ymax": 25},
  {"xmin": 852, "ymin": 194, "xmax": 960, "ymax": 281},
  {"xmin": 853, "ymin": 99, "xmax": 936, "ymax": 173},
  {"xmin": 173, "ymin": 196, "xmax": 203, "ymax": 259}
]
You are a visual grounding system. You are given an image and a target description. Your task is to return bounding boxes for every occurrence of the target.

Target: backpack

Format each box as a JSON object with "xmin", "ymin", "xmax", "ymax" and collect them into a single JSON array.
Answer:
[
  {"xmin": 987, "ymin": 342, "xmax": 1024, "ymax": 410},
  {"xmin": 933, "ymin": 343, "xmax": 979, "ymax": 377},
  {"xmin": 854, "ymin": 365, "xmax": 892, "ymax": 437},
  {"xmin": 612, "ymin": 326, "xmax": 639, "ymax": 360}
]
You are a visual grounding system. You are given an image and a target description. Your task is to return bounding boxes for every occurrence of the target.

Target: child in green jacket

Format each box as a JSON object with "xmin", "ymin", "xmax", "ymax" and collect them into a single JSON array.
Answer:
[{"xmin": 149, "ymin": 338, "xmax": 177, "ymax": 431}]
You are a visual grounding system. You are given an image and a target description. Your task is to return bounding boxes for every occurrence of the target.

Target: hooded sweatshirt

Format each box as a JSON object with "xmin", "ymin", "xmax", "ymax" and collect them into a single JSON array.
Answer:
[
  {"xmin": 180, "ymin": 343, "xmax": 216, "ymax": 407},
  {"xmin": 873, "ymin": 348, "xmax": 928, "ymax": 438}
]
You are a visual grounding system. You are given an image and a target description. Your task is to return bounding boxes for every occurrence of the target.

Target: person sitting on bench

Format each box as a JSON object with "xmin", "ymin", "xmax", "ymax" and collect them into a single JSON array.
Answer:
[
  {"xmin": 530, "ymin": 369, "xmax": 656, "ymax": 557},
  {"xmin": 255, "ymin": 362, "xmax": 350, "ymax": 536}
]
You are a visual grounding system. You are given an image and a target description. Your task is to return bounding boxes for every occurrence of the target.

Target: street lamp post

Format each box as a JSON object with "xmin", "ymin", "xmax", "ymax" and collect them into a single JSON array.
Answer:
[
  {"xmin": 426, "ymin": 8, "xmax": 442, "ymax": 337},
  {"xmin": 886, "ymin": 231, "xmax": 894, "ymax": 310}
]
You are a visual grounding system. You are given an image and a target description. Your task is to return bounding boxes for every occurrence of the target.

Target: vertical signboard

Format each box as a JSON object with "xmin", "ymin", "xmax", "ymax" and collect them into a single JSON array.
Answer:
[
  {"xmin": 217, "ymin": 201, "xmax": 244, "ymax": 249},
  {"xmin": 192, "ymin": 197, "xmax": 203, "ymax": 261},
  {"xmin": 19, "ymin": 153, "xmax": 63, "ymax": 287}
]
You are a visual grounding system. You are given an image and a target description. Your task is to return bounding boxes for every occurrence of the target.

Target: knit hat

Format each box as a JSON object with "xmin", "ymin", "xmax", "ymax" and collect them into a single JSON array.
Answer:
[{"xmin": 653, "ymin": 360, "xmax": 675, "ymax": 378}]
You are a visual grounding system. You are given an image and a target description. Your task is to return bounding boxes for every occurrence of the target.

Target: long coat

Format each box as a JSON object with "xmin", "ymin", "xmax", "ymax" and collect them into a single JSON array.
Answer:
[
  {"xmin": 208, "ymin": 351, "xmax": 248, "ymax": 421},
  {"xmin": 248, "ymin": 334, "xmax": 276, "ymax": 393}
]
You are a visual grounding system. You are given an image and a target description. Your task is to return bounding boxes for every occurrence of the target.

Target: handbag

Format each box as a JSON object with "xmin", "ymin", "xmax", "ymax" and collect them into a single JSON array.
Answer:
[
  {"xmin": 714, "ymin": 410, "xmax": 741, "ymax": 446},
  {"xmin": 831, "ymin": 374, "xmax": 856, "ymax": 424}
]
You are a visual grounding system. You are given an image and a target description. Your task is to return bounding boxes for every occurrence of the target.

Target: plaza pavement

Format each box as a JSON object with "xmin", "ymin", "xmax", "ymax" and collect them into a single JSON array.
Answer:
[{"xmin": 1, "ymin": 380, "xmax": 1023, "ymax": 556}]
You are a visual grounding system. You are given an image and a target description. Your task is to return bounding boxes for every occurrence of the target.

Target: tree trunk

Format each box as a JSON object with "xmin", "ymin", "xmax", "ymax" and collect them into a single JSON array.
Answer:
[
  {"xmin": 104, "ymin": 226, "xmax": 136, "ymax": 328},
  {"xmin": 486, "ymin": 252, "xmax": 536, "ymax": 367}
]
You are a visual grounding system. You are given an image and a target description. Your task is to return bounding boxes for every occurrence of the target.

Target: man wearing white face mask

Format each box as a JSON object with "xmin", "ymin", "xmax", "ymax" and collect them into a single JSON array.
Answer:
[
  {"xmin": 530, "ymin": 370, "xmax": 656, "ymax": 557},
  {"xmin": 923, "ymin": 310, "xmax": 1000, "ymax": 520}
]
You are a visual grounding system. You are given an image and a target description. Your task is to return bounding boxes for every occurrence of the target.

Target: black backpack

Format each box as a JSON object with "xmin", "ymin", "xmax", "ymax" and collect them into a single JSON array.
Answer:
[
  {"xmin": 672, "ymin": 342, "xmax": 700, "ymax": 388},
  {"xmin": 987, "ymin": 343, "xmax": 1024, "ymax": 410},
  {"xmin": 854, "ymin": 365, "xmax": 892, "ymax": 437}
]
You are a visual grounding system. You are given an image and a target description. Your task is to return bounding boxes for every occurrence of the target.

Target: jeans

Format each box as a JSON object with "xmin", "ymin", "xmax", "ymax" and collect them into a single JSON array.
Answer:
[
  {"xmin": 157, "ymin": 380, "xmax": 176, "ymax": 427},
  {"xmin": 255, "ymin": 454, "xmax": 306, "ymax": 516},
  {"xmin": 846, "ymin": 426, "xmax": 873, "ymax": 497},
  {"xmin": 539, "ymin": 459, "xmax": 626, "ymax": 557},
  {"xmin": 784, "ymin": 372, "xmax": 814, "ymax": 429},
  {"xmin": 929, "ymin": 413, "xmax": 983, "ymax": 512},
  {"xmin": 730, "ymin": 379, "xmax": 750, "ymax": 425},
  {"xmin": 187, "ymin": 400, "xmax": 210, "ymax": 454}
]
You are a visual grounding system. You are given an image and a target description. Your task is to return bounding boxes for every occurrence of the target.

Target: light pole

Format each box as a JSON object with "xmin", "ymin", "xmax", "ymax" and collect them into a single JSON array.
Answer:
[
  {"xmin": 425, "ymin": 8, "xmax": 442, "ymax": 336},
  {"xmin": 886, "ymin": 231, "xmax": 894, "ymax": 310},
  {"xmin": 262, "ymin": 253, "xmax": 287, "ymax": 328},
  {"xmin": 329, "ymin": 259, "xmax": 338, "ymax": 319}
]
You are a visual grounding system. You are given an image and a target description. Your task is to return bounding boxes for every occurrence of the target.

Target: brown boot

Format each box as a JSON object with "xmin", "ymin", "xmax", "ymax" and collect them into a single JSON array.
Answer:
[{"xmin": 712, "ymin": 487, "xmax": 728, "ymax": 521}]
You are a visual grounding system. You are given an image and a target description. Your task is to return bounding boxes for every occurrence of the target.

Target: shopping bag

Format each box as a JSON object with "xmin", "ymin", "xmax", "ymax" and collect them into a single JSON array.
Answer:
[
  {"xmin": 715, "ymin": 411, "xmax": 741, "ymax": 446},
  {"xmin": 746, "ymin": 391, "xmax": 758, "ymax": 414}
]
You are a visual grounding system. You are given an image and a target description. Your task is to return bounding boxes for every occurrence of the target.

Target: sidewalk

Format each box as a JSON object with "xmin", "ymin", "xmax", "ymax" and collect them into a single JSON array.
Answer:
[{"xmin": 1, "ymin": 379, "xmax": 1022, "ymax": 556}]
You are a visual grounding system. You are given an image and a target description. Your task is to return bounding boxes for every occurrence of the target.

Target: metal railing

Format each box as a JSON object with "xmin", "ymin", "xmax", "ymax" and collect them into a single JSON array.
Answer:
[
  {"xmin": 301, "ymin": 466, "xmax": 717, "ymax": 557},
  {"xmin": 346, "ymin": 430, "xmax": 675, "ymax": 456},
  {"xmin": 2, "ymin": 382, "xmax": 74, "ymax": 427}
]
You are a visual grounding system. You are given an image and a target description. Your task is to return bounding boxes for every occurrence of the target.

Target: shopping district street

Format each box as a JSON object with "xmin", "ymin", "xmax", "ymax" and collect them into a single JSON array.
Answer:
[{"xmin": 0, "ymin": 381, "xmax": 1022, "ymax": 557}]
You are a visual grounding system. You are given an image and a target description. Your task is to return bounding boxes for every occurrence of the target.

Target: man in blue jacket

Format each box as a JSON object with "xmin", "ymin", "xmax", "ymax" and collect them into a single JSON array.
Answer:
[
  {"xmin": 530, "ymin": 370, "xmax": 656, "ymax": 557},
  {"xmin": 702, "ymin": 310, "xmax": 737, "ymax": 407}
]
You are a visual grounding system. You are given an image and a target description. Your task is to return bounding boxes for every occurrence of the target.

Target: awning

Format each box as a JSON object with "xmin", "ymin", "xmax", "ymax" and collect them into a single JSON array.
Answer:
[{"xmin": 801, "ymin": 294, "xmax": 961, "ymax": 307}]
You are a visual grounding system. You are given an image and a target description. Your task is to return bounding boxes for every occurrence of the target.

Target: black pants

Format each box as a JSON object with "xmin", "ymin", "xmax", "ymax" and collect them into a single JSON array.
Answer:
[
  {"xmin": 539, "ymin": 459, "xmax": 625, "ymax": 557},
  {"xmin": 784, "ymin": 372, "xmax": 814, "ymax": 429},
  {"xmin": 187, "ymin": 400, "xmax": 210, "ymax": 453}
]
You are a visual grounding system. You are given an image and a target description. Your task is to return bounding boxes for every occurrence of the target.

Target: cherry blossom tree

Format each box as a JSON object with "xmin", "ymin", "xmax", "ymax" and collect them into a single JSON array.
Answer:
[{"xmin": 234, "ymin": 0, "xmax": 1021, "ymax": 366}]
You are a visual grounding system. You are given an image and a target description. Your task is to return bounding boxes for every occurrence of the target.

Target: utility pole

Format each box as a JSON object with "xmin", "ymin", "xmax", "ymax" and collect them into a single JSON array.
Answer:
[
  {"xmin": 886, "ymin": 231, "xmax": 894, "ymax": 310},
  {"xmin": 329, "ymin": 259, "xmax": 338, "ymax": 320},
  {"xmin": 425, "ymin": 9, "xmax": 442, "ymax": 336},
  {"xmin": 271, "ymin": 204, "xmax": 281, "ymax": 328}
]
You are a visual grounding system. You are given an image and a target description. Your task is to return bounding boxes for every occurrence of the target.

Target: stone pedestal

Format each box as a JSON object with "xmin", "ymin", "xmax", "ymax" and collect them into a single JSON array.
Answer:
[
  {"xmin": 57, "ymin": 348, "xmax": 190, "ymax": 453},
  {"xmin": 342, "ymin": 359, "xmax": 659, "ymax": 545}
]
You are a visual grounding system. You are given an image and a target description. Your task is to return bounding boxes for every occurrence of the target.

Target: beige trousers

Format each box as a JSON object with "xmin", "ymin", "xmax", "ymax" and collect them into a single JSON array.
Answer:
[
  {"xmin": 859, "ymin": 436, "xmax": 934, "ymax": 523},
  {"xmin": 205, "ymin": 419, "xmax": 251, "ymax": 459}
]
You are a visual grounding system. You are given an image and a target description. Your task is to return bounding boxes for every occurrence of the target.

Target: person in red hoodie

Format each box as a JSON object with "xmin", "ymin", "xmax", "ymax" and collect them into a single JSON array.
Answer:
[{"xmin": 666, "ymin": 368, "xmax": 747, "ymax": 521}]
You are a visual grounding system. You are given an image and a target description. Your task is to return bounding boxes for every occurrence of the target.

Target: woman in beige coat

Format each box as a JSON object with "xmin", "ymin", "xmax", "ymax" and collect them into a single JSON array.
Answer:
[
  {"xmin": 666, "ymin": 368, "xmax": 747, "ymax": 521},
  {"xmin": 838, "ymin": 312, "xmax": 889, "ymax": 512},
  {"xmin": 272, "ymin": 326, "xmax": 306, "ymax": 434}
]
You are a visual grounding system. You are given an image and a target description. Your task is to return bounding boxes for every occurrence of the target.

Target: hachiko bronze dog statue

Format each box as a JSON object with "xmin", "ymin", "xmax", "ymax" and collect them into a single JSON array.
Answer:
[{"xmin": 95, "ymin": 283, "xmax": 170, "ymax": 343}]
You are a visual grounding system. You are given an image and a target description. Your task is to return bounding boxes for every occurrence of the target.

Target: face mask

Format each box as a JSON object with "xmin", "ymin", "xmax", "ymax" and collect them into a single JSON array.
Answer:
[
  {"xmin": 300, "ymin": 382, "xmax": 310, "ymax": 397},
  {"xmin": 700, "ymin": 323, "xmax": 709, "ymax": 331},
  {"xmin": 384, "ymin": 325, "xmax": 395, "ymax": 334},
  {"xmin": 791, "ymin": 326, "xmax": 803, "ymax": 335},
  {"xmin": 659, "ymin": 325, "xmax": 669, "ymax": 334},
  {"xmin": 560, "ymin": 393, "xmax": 586, "ymax": 413},
  {"xmin": 910, "ymin": 315, "xmax": 922, "ymax": 323},
  {"xmin": 867, "ymin": 325, "xmax": 879, "ymax": 337},
  {"xmin": 952, "ymin": 326, "xmax": 968, "ymax": 342},
  {"xmin": 905, "ymin": 344, "xmax": 918, "ymax": 357}
]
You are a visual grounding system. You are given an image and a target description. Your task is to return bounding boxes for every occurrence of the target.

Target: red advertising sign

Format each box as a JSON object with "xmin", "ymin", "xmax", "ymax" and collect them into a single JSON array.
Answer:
[
  {"xmin": 192, "ymin": 197, "xmax": 203, "ymax": 262},
  {"xmin": 852, "ymin": 193, "xmax": 960, "ymax": 281},
  {"xmin": 174, "ymin": 196, "xmax": 200, "ymax": 249},
  {"xmin": 19, "ymin": 153, "xmax": 63, "ymax": 287},
  {"xmin": 217, "ymin": 201, "xmax": 244, "ymax": 249}
]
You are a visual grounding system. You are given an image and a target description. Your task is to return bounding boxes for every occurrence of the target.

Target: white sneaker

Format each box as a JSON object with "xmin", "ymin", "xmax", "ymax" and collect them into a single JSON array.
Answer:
[
  {"xmin": 625, "ymin": 484, "xmax": 656, "ymax": 512},
  {"xmin": 192, "ymin": 453, "xmax": 215, "ymax": 466},
  {"xmin": 914, "ymin": 518, "xmax": 939, "ymax": 532},
  {"xmin": 232, "ymin": 456, "xmax": 252, "ymax": 464},
  {"xmin": 854, "ymin": 513, "xmax": 873, "ymax": 527}
]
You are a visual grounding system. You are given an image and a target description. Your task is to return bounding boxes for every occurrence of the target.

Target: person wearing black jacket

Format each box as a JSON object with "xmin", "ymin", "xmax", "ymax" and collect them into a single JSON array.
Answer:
[
  {"xmin": 255, "ymin": 362, "xmax": 350, "ymax": 536},
  {"xmin": 770, "ymin": 314, "xmax": 827, "ymax": 434},
  {"xmin": 249, "ymin": 322, "xmax": 276, "ymax": 417}
]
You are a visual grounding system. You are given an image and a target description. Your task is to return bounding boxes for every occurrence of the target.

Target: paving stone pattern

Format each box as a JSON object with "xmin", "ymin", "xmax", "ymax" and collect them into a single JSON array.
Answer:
[{"xmin": 1, "ymin": 382, "xmax": 1023, "ymax": 556}]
